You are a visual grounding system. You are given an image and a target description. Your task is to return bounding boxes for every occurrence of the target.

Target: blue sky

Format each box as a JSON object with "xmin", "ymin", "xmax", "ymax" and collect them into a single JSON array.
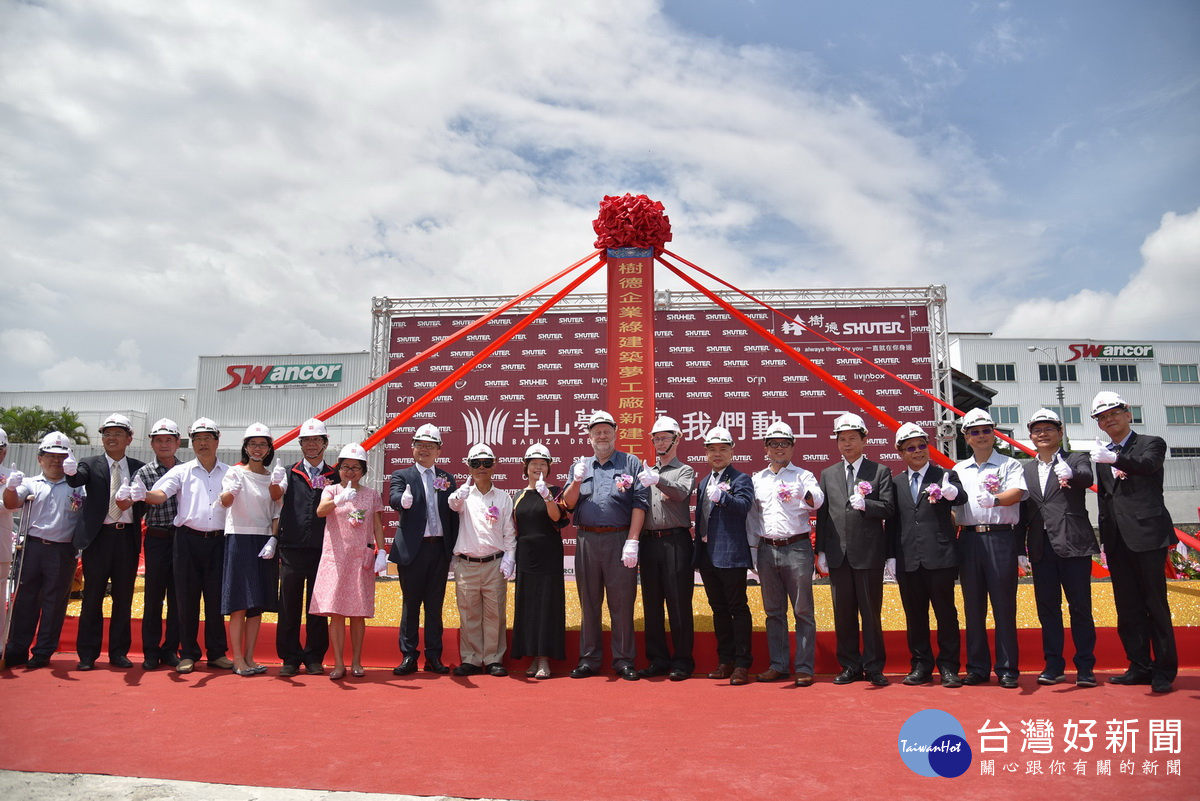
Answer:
[{"xmin": 1, "ymin": 0, "xmax": 1197, "ymax": 391}]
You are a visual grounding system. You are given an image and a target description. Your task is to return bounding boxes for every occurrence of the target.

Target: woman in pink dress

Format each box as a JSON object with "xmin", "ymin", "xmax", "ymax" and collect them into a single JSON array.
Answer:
[{"xmin": 312, "ymin": 444, "xmax": 387, "ymax": 680}]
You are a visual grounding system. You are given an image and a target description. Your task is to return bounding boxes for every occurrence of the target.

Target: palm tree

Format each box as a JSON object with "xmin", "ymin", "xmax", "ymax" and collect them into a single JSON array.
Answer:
[{"xmin": 0, "ymin": 405, "xmax": 90, "ymax": 444}]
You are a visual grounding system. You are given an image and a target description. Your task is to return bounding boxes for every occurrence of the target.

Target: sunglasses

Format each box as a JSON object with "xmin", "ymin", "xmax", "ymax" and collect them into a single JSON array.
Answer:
[
  {"xmin": 902, "ymin": 443, "xmax": 928, "ymax": 453},
  {"xmin": 765, "ymin": 439, "xmax": 792, "ymax": 449},
  {"xmin": 966, "ymin": 427, "xmax": 994, "ymax": 436},
  {"xmin": 468, "ymin": 459, "xmax": 495, "ymax": 469}
]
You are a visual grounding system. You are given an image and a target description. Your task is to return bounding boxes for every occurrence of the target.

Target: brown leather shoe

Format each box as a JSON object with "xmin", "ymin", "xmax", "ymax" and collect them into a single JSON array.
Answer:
[
  {"xmin": 757, "ymin": 668, "xmax": 789, "ymax": 683},
  {"xmin": 707, "ymin": 663, "xmax": 734, "ymax": 680},
  {"xmin": 794, "ymin": 673, "xmax": 814, "ymax": 687},
  {"xmin": 730, "ymin": 667, "xmax": 750, "ymax": 686}
]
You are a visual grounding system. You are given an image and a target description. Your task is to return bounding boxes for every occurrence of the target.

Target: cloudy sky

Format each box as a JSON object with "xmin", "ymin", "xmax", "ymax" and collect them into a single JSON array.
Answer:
[{"xmin": 1, "ymin": 0, "xmax": 1197, "ymax": 392}]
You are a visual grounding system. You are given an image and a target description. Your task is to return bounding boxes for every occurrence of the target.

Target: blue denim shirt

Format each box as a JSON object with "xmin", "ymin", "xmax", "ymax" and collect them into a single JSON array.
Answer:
[{"xmin": 574, "ymin": 451, "xmax": 649, "ymax": 529}]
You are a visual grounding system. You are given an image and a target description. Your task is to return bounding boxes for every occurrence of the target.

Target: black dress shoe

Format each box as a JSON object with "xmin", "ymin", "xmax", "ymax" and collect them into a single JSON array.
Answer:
[
  {"xmin": 424, "ymin": 658, "xmax": 450, "ymax": 674},
  {"xmin": 999, "ymin": 675, "xmax": 1020, "ymax": 689},
  {"xmin": 940, "ymin": 669, "xmax": 963, "ymax": 688},
  {"xmin": 616, "ymin": 665, "xmax": 640, "ymax": 681},
  {"xmin": 833, "ymin": 668, "xmax": 864, "ymax": 685},
  {"xmin": 902, "ymin": 669, "xmax": 932, "ymax": 686},
  {"xmin": 161, "ymin": 654, "xmax": 180, "ymax": 668},
  {"xmin": 393, "ymin": 656, "xmax": 418, "ymax": 676},
  {"xmin": 26, "ymin": 656, "xmax": 49, "ymax": 669},
  {"xmin": 142, "ymin": 657, "xmax": 160, "ymax": 671},
  {"xmin": 668, "ymin": 669, "xmax": 690, "ymax": 682},
  {"xmin": 304, "ymin": 661, "xmax": 325, "ymax": 675},
  {"xmin": 486, "ymin": 663, "xmax": 508, "ymax": 677},
  {"xmin": 1075, "ymin": 672, "xmax": 1097, "ymax": 688},
  {"xmin": 76, "ymin": 660, "xmax": 95, "ymax": 672},
  {"xmin": 278, "ymin": 664, "xmax": 299, "ymax": 677},
  {"xmin": 637, "ymin": 664, "xmax": 669, "ymax": 678},
  {"xmin": 962, "ymin": 673, "xmax": 989, "ymax": 686},
  {"xmin": 1151, "ymin": 677, "xmax": 1173, "ymax": 694},
  {"xmin": 110, "ymin": 656, "xmax": 133, "ymax": 669},
  {"xmin": 570, "ymin": 664, "xmax": 597, "ymax": 679},
  {"xmin": 1037, "ymin": 672, "xmax": 1066, "ymax": 686},
  {"xmin": 867, "ymin": 672, "xmax": 889, "ymax": 687},
  {"xmin": 453, "ymin": 663, "xmax": 482, "ymax": 676},
  {"xmin": 1109, "ymin": 669, "xmax": 1153, "ymax": 686}
]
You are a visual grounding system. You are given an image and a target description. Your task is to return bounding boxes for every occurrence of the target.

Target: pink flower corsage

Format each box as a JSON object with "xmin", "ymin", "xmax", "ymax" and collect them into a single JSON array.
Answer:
[
  {"xmin": 69, "ymin": 489, "xmax": 84, "ymax": 512},
  {"xmin": 777, "ymin": 482, "xmax": 796, "ymax": 502},
  {"xmin": 856, "ymin": 480, "xmax": 872, "ymax": 496},
  {"xmin": 1112, "ymin": 468, "xmax": 1128, "ymax": 480},
  {"xmin": 348, "ymin": 508, "xmax": 366, "ymax": 526},
  {"xmin": 614, "ymin": 474, "xmax": 634, "ymax": 492},
  {"xmin": 717, "ymin": 481, "xmax": 731, "ymax": 493},
  {"xmin": 981, "ymin": 473, "xmax": 1002, "ymax": 494},
  {"xmin": 312, "ymin": 475, "xmax": 327, "ymax": 489},
  {"xmin": 926, "ymin": 484, "xmax": 943, "ymax": 503},
  {"xmin": 485, "ymin": 505, "xmax": 500, "ymax": 525},
  {"xmin": 433, "ymin": 476, "xmax": 450, "ymax": 492}
]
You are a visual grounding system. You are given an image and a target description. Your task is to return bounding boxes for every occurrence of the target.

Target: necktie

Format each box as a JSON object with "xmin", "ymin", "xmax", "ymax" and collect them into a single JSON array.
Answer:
[
  {"xmin": 1110, "ymin": 443, "xmax": 1123, "ymax": 454},
  {"xmin": 911, "ymin": 471, "xmax": 921, "ymax": 503},
  {"xmin": 308, "ymin": 463, "xmax": 318, "ymax": 481},
  {"xmin": 108, "ymin": 461, "xmax": 123, "ymax": 522},
  {"xmin": 423, "ymin": 469, "xmax": 441, "ymax": 537},
  {"xmin": 846, "ymin": 463, "xmax": 855, "ymax": 495}
]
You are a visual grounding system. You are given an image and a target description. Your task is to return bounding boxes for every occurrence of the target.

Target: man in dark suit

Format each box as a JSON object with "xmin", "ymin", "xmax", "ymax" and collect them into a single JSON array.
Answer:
[
  {"xmin": 388, "ymin": 423, "xmax": 459, "ymax": 675},
  {"xmin": 64, "ymin": 413, "xmax": 145, "ymax": 671},
  {"xmin": 1089, "ymin": 391, "xmax": 1177, "ymax": 694},
  {"xmin": 887, "ymin": 422, "xmax": 967, "ymax": 688},
  {"xmin": 1016, "ymin": 408, "xmax": 1099, "ymax": 688},
  {"xmin": 692, "ymin": 426, "xmax": 756, "ymax": 686},
  {"xmin": 816, "ymin": 413, "xmax": 896, "ymax": 686}
]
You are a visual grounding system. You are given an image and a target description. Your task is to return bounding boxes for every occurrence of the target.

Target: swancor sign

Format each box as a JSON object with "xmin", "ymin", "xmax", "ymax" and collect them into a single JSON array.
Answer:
[
  {"xmin": 219, "ymin": 363, "xmax": 344, "ymax": 391},
  {"xmin": 1065, "ymin": 343, "xmax": 1155, "ymax": 362}
]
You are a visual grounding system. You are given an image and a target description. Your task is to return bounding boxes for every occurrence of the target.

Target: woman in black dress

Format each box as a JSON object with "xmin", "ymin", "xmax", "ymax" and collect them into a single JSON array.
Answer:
[{"xmin": 510, "ymin": 444, "xmax": 568, "ymax": 679}]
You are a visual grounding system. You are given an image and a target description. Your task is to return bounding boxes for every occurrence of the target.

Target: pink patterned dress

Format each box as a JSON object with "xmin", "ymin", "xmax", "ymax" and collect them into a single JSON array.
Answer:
[{"xmin": 310, "ymin": 485, "xmax": 383, "ymax": 618}]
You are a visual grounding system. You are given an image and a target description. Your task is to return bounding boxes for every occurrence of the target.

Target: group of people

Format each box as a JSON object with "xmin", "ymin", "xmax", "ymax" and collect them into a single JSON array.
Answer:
[{"xmin": 0, "ymin": 389, "xmax": 1179, "ymax": 693}]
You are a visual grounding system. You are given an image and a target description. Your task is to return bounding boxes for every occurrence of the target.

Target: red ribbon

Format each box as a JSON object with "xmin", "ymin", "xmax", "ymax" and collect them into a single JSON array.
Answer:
[{"xmin": 593, "ymin": 194, "xmax": 672, "ymax": 251}]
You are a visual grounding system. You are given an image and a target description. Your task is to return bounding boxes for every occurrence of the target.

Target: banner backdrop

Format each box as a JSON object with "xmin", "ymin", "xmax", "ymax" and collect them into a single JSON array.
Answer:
[{"xmin": 606, "ymin": 248, "xmax": 656, "ymax": 464}]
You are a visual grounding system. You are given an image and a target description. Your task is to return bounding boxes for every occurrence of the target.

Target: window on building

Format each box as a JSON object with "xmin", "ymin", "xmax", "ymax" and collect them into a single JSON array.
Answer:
[
  {"xmin": 990, "ymin": 406, "xmax": 1020, "ymax": 426},
  {"xmin": 1100, "ymin": 364, "xmax": 1139, "ymax": 382},
  {"xmin": 1166, "ymin": 406, "xmax": 1200, "ymax": 425},
  {"xmin": 1038, "ymin": 363, "xmax": 1077, "ymax": 382},
  {"xmin": 1170, "ymin": 447, "xmax": 1200, "ymax": 458},
  {"xmin": 1161, "ymin": 364, "xmax": 1199, "ymax": 383},
  {"xmin": 1129, "ymin": 406, "xmax": 1144, "ymax": 425},
  {"xmin": 1046, "ymin": 405, "xmax": 1083, "ymax": 425},
  {"xmin": 977, "ymin": 363, "xmax": 1015, "ymax": 382}
]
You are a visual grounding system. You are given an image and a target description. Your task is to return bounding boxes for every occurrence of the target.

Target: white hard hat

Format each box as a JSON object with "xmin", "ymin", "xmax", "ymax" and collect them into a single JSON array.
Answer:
[
  {"xmin": 1091, "ymin": 391, "xmax": 1128, "ymax": 418},
  {"xmin": 650, "ymin": 416, "xmax": 681, "ymax": 436},
  {"xmin": 704, "ymin": 426, "xmax": 734, "ymax": 445},
  {"xmin": 413, "ymin": 423, "xmax": 442, "ymax": 444},
  {"xmin": 299, "ymin": 418, "xmax": 328, "ymax": 438},
  {"xmin": 894, "ymin": 422, "xmax": 928, "ymax": 449},
  {"xmin": 189, "ymin": 417, "xmax": 220, "ymax": 437},
  {"xmin": 587, "ymin": 410, "xmax": 617, "ymax": 429},
  {"xmin": 763, "ymin": 421, "xmax": 794, "ymax": 442},
  {"xmin": 959, "ymin": 409, "xmax": 994, "ymax": 429},
  {"xmin": 243, "ymin": 422, "xmax": 272, "ymax": 441},
  {"xmin": 523, "ymin": 443, "xmax": 553, "ymax": 462},
  {"xmin": 832, "ymin": 412, "xmax": 868, "ymax": 435},
  {"xmin": 99, "ymin": 413, "xmax": 133, "ymax": 433},
  {"xmin": 338, "ymin": 443, "xmax": 368, "ymax": 463},
  {"xmin": 1027, "ymin": 408, "xmax": 1063, "ymax": 429},
  {"xmin": 466, "ymin": 443, "xmax": 496, "ymax": 463},
  {"xmin": 0, "ymin": 427, "xmax": 8, "ymax": 447},
  {"xmin": 149, "ymin": 418, "xmax": 181, "ymax": 437},
  {"xmin": 39, "ymin": 431, "xmax": 73, "ymax": 454}
]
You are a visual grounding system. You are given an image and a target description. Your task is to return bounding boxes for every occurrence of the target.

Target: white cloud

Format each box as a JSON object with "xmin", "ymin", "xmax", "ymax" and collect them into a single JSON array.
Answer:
[
  {"xmin": 0, "ymin": 329, "xmax": 57, "ymax": 366},
  {"xmin": 37, "ymin": 339, "xmax": 165, "ymax": 391}
]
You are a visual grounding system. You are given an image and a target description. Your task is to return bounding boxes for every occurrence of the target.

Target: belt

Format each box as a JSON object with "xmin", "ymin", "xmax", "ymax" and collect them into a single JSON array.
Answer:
[
  {"xmin": 181, "ymin": 526, "xmax": 224, "ymax": 538},
  {"xmin": 579, "ymin": 525, "xmax": 626, "ymax": 534},
  {"xmin": 758, "ymin": 533, "xmax": 808, "ymax": 547},
  {"xmin": 643, "ymin": 527, "xmax": 688, "ymax": 539},
  {"xmin": 961, "ymin": 525, "xmax": 1014, "ymax": 533},
  {"xmin": 26, "ymin": 536, "xmax": 73, "ymax": 546},
  {"xmin": 457, "ymin": 551, "xmax": 503, "ymax": 563},
  {"xmin": 102, "ymin": 522, "xmax": 132, "ymax": 530},
  {"xmin": 145, "ymin": 526, "xmax": 175, "ymax": 539}
]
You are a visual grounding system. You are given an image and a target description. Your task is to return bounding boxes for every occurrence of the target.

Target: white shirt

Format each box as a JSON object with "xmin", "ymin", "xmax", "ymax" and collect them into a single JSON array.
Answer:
[
  {"xmin": 953, "ymin": 451, "xmax": 1027, "ymax": 526},
  {"xmin": 750, "ymin": 464, "xmax": 824, "ymax": 540},
  {"xmin": 222, "ymin": 466, "xmax": 281, "ymax": 536},
  {"xmin": 0, "ymin": 464, "xmax": 14, "ymax": 560},
  {"xmin": 104, "ymin": 455, "xmax": 133, "ymax": 525},
  {"xmin": 449, "ymin": 484, "xmax": 515, "ymax": 558},
  {"xmin": 152, "ymin": 458, "xmax": 231, "ymax": 531}
]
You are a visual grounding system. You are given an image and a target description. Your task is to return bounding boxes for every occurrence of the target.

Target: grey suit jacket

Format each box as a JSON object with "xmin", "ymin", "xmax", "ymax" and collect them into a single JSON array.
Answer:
[
  {"xmin": 1016, "ymin": 451, "xmax": 1098, "ymax": 561},
  {"xmin": 816, "ymin": 457, "xmax": 896, "ymax": 570}
]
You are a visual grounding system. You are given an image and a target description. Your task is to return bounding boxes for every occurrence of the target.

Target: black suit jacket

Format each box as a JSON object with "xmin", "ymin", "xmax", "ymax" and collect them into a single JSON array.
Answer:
[
  {"xmin": 388, "ymin": 465, "xmax": 459, "ymax": 566},
  {"xmin": 693, "ymin": 466, "xmax": 755, "ymax": 570},
  {"xmin": 1016, "ymin": 451, "xmax": 1099, "ymax": 561},
  {"xmin": 1095, "ymin": 431, "xmax": 1176, "ymax": 552},
  {"xmin": 886, "ymin": 465, "xmax": 966, "ymax": 572},
  {"xmin": 816, "ymin": 458, "xmax": 896, "ymax": 570},
  {"xmin": 67, "ymin": 454, "xmax": 146, "ymax": 550}
]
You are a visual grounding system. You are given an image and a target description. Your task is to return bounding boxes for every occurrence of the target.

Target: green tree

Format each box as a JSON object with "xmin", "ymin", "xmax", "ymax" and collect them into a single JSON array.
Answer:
[{"xmin": 0, "ymin": 405, "xmax": 90, "ymax": 445}]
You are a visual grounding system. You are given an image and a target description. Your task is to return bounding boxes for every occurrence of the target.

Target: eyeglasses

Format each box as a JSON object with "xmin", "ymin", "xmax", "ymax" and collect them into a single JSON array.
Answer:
[
  {"xmin": 765, "ymin": 439, "xmax": 792, "ymax": 449},
  {"xmin": 902, "ymin": 443, "xmax": 928, "ymax": 453},
  {"xmin": 966, "ymin": 427, "xmax": 993, "ymax": 437},
  {"xmin": 1029, "ymin": 427, "xmax": 1059, "ymax": 436},
  {"xmin": 339, "ymin": 464, "xmax": 364, "ymax": 473},
  {"xmin": 468, "ymin": 459, "xmax": 495, "ymax": 469},
  {"xmin": 651, "ymin": 435, "xmax": 675, "ymax": 444}
]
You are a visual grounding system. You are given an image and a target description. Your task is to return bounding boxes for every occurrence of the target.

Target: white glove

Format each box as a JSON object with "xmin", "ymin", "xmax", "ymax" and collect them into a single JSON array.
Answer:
[
  {"xmin": 6, "ymin": 469, "xmax": 24, "ymax": 490},
  {"xmin": 535, "ymin": 479, "xmax": 550, "ymax": 499},
  {"xmin": 1018, "ymin": 555, "xmax": 1031, "ymax": 572},
  {"xmin": 270, "ymin": 463, "xmax": 287, "ymax": 486},
  {"xmin": 1091, "ymin": 438, "xmax": 1118, "ymax": 464},
  {"xmin": 453, "ymin": 479, "xmax": 472, "ymax": 501},
  {"xmin": 400, "ymin": 484, "xmax": 414, "ymax": 509},
  {"xmin": 373, "ymin": 550, "xmax": 389, "ymax": 574},
  {"xmin": 336, "ymin": 485, "xmax": 358, "ymax": 505},
  {"xmin": 572, "ymin": 457, "xmax": 590, "ymax": 482},
  {"xmin": 63, "ymin": 454, "xmax": 78, "ymax": 476},
  {"xmin": 848, "ymin": 491, "xmax": 866, "ymax": 511},
  {"xmin": 939, "ymin": 475, "xmax": 959, "ymax": 501},
  {"xmin": 501, "ymin": 553, "xmax": 516, "ymax": 580},
  {"xmin": 222, "ymin": 469, "xmax": 243, "ymax": 497},
  {"xmin": 817, "ymin": 551, "xmax": 829, "ymax": 574},
  {"xmin": 884, "ymin": 557, "xmax": 897, "ymax": 583},
  {"xmin": 706, "ymin": 481, "xmax": 723, "ymax": 504},
  {"xmin": 130, "ymin": 476, "xmax": 147, "ymax": 502},
  {"xmin": 257, "ymin": 536, "xmax": 277, "ymax": 559},
  {"xmin": 621, "ymin": 539, "xmax": 639, "ymax": 569},
  {"xmin": 638, "ymin": 468, "xmax": 659, "ymax": 487},
  {"xmin": 975, "ymin": 491, "xmax": 996, "ymax": 509},
  {"xmin": 750, "ymin": 547, "xmax": 758, "ymax": 572},
  {"xmin": 1054, "ymin": 459, "xmax": 1074, "ymax": 483},
  {"xmin": 114, "ymin": 479, "xmax": 132, "ymax": 502}
]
